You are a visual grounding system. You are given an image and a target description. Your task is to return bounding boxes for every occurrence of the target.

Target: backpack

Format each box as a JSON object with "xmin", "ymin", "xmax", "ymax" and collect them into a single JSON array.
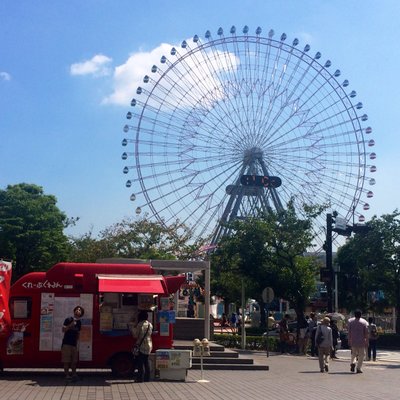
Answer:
[{"xmin": 370, "ymin": 324, "xmax": 378, "ymax": 339}]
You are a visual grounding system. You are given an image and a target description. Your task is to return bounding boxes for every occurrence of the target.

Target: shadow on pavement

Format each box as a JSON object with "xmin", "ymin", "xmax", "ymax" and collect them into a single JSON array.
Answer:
[{"xmin": 0, "ymin": 370, "xmax": 113, "ymax": 387}]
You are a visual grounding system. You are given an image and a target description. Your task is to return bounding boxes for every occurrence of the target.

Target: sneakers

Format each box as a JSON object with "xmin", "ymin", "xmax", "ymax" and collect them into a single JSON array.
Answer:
[
  {"xmin": 324, "ymin": 364, "xmax": 329, "ymax": 372},
  {"xmin": 350, "ymin": 363, "xmax": 355, "ymax": 372},
  {"xmin": 356, "ymin": 369, "xmax": 363, "ymax": 374}
]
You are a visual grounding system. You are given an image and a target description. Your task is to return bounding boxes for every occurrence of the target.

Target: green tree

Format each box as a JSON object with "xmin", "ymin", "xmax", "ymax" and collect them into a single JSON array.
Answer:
[
  {"xmin": 211, "ymin": 201, "xmax": 319, "ymax": 326},
  {"xmin": 0, "ymin": 183, "xmax": 71, "ymax": 281},
  {"xmin": 336, "ymin": 210, "xmax": 400, "ymax": 333},
  {"xmin": 68, "ymin": 216, "xmax": 200, "ymax": 262},
  {"xmin": 211, "ymin": 218, "xmax": 269, "ymax": 316}
]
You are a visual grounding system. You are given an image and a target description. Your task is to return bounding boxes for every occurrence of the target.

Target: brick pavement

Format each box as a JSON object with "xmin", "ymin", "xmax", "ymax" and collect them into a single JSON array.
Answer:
[{"xmin": 1, "ymin": 351, "xmax": 399, "ymax": 400}]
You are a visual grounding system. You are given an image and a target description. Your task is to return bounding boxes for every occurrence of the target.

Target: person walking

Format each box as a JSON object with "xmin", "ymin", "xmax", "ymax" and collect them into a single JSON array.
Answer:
[
  {"xmin": 61, "ymin": 305, "xmax": 84, "ymax": 381},
  {"xmin": 330, "ymin": 319, "xmax": 339, "ymax": 359},
  {"xmin": 308, "ymin": 312, "xmax": 318, "ymax": 356},
  {"xmin": 315, "ymin": 317, "xmax": 333, "ymax": 372},
  {"xmin": 348, "ymin": 309, "xmax": 369, "ymax": 373},
  {"xmin": 297, "ymin": 314, "xmax": 309, "ymax": 355},
  {"xmin": 230, "ymin": 312, "xmax": 237, "ymax": 332},
  {"xmin": 278, "ymin": 314, "xmax": 290, "ymax": 354},
  {"xmin": 132, "ymin": 310, "xmax": 153, "ymax": 382},
  {"xmin": 367, "ymin": 317, "xmax": 379, "ymax": 361}
]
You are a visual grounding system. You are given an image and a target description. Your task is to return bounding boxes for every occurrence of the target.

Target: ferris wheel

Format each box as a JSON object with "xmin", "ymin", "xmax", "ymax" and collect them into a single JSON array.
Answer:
[{"xmin": 122, "ymin": 25, "xmax": 376, "ymax": 249}]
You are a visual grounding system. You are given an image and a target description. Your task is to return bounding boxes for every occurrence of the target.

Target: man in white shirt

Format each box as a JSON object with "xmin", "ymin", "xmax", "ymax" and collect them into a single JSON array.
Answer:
[{"xmin": 348, "ymin": 309, "xmax": 368, "ymax": 373}]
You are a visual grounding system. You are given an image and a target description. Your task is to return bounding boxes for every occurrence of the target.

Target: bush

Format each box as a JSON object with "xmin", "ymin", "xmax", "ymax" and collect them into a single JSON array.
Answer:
[
  {"xmin": 245, "ymin": 327, "xmax": 268, "ymax": 336},
  {"xmin": 376, "ymin": 334, "xmax": 400, "ymax": 349},
  {"xmin": 213, "ymin": 333, "xmax": 279, "ymax": 351}
]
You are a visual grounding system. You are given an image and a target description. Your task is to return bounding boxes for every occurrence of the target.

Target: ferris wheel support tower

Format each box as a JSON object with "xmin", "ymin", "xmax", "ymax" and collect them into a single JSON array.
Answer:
[{"xmin": 211, "ymin": 146, "xmax": 283, "ymax": 245}]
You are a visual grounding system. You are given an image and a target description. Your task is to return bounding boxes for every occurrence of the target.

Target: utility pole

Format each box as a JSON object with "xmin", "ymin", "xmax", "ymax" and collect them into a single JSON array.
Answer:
[
  {"xmin": 323, "ymin": 212, "xmax": 371, "ymax": 314},
  {"xmin": 325, "ymin": 213, "xmax": 333, "ymax": 313}
]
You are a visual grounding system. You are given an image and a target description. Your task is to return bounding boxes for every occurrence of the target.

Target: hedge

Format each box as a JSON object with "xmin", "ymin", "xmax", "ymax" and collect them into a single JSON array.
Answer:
[
  {"xmin": 212, "ymin": 333, "xmax": 280, "ymax": 351},
  {"xmin": 375, "ymin": 334, "xmax": 400, "ymax": 349}
]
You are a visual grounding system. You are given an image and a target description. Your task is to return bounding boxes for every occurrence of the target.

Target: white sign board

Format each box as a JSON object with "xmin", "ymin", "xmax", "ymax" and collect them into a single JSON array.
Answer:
[
  {"xmin": 335, "ymin": 216, "xmax": 347, "ymax": 231},
  {"xmin": 262, "ymin": 287, "xmax": 274, "ymax": 303}
]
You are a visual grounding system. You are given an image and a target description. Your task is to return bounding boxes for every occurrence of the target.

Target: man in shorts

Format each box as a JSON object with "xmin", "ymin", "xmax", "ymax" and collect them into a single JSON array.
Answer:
[{"xmin": 61, "ymin": 306, "xmax": 84, "ymax": 381}]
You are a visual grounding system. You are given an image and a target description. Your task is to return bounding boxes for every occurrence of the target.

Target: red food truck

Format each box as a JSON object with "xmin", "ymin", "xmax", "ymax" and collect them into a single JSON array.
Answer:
[{"xmin": 0, "ymin": 260, "xmax": 185, "ymax": 376}]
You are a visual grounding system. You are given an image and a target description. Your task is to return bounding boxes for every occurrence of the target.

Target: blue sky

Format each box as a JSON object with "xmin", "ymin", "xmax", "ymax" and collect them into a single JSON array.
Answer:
[{"xmin": 1, "ymin": 0, "xmax": 399, "ymax": 240}]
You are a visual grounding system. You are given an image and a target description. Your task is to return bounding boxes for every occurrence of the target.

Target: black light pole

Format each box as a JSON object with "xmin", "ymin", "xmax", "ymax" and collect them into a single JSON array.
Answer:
[
  {"xmin": 326, "ymin": 213, "xmax": 333, "ymax": 313},
  {"xmin": 325, "ymin": 211, "xmax": 370, "ymax": 313}
]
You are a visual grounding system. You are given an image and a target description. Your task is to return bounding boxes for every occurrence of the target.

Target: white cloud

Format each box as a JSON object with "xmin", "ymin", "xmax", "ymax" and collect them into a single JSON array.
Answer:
[
  {"xmin": 70, "ymin": 54, "xmax": 112, "ymax": 77},
  {"xmin": 102, "ymin": 43, "xmax": 172, "ymax": 105},
  {"xmin": 0, "ymin": 71, "xmax": 11, "ymax": 81},
  {"xmin": 102, "ymin": 41, "xmax": 239, "ymax": 107}
]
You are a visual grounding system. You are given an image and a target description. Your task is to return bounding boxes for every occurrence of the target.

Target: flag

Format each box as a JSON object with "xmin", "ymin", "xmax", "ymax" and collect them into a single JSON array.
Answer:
[{"xmin": 0, "ymin": 260, "xmax": 12, "ymax": 335}]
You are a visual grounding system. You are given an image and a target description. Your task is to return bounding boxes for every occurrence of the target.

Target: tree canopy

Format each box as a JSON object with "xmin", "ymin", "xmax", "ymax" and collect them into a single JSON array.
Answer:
[
  {"xmin": 0, "ymin": 183, "xmax": 70, "ymax": 281},
  {"xmin": 336, "ymin": 210, "xmax": 400, "ymax": 333},
  {"xmin": 67, "ymin": 216, "xmax": 201, "ymax": 262},
  {"xmin": 211, "ymin": 201, "xmax": 319, "ymax": 325}
]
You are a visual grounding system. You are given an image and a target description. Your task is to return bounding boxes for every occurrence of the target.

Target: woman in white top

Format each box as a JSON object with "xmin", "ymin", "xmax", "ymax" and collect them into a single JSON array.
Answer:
[{"xmin": 132, "ymin": 310, "xmax": 153, "ymax": 382}]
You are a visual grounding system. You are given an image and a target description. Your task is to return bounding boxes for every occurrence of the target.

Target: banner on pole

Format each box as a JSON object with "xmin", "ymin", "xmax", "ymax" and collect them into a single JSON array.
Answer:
[{"xmin": 0, "ymin": 260, "xmax": 12, "ymax": 335}]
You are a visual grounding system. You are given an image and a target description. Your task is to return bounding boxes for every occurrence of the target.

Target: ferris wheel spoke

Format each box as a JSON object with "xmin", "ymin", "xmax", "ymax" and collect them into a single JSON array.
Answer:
[
  {"xmin": 259, "ymin": 76, "xmax": 339, "ymax": 147},
  {"xmin": 136, "ymin": 155, "xmax": 243, "ymax": 198},
  {"xmin": 168, "ymin": 46, "xmax": 235, "ymax": 118},
  {"xmin": 253, "ymin": 50, "xmax": 295, "ymax": 145},
  {"xmin": 198, "ymin": 42, "xmax": 251, "ymax": 133}
]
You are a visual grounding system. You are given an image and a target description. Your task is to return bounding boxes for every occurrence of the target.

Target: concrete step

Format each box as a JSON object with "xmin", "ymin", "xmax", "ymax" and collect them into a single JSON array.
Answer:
[
  {"xmin": 173, "ymin": 342, "xmax": 225, "ymax": 352},
  {"xmin": 191, "ymin": 364, "xmax": 269, "ymax": 371},
  {"xmin": 174, "ymin": 346, "xmax": 240, "ymax": 358},
  {"xmin": 192, "ymin": 357, "xmax": 253, "ymax": 364},
  {"xmin": 173, "ymin": 340, "xmax": 269, "ymax": 370}
]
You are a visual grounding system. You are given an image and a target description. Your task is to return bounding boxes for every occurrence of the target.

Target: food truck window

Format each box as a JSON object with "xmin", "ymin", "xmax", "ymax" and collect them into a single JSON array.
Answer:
[
  {"xmin": 99, "ymin": 293, "xmax": 159, "ymax": 333},
  {"xmin": 10, "ymin": 297, "xmax": 32, "ymax": 319},
  {"xmin": 122, "ymin": 293, "xmax": 138, "ymax": 306}
]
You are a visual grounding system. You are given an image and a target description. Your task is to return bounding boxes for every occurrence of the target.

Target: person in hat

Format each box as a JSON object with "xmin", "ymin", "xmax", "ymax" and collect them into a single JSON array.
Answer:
[{"xmin": 315, "ymin": 316, "xmax": 333, "ymax": 372}]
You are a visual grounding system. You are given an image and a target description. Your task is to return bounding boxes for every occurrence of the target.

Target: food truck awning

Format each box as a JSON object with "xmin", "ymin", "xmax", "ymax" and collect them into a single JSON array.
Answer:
[{"xmin": 97, "ymin": 274, "xmax": 167, "ymax": 294}]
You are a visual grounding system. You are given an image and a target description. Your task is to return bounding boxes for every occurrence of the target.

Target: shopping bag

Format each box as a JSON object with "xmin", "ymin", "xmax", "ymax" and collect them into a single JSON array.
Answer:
[{"xmin": 132, "ymin": 345, "xmax": 140, "ymax": 357}]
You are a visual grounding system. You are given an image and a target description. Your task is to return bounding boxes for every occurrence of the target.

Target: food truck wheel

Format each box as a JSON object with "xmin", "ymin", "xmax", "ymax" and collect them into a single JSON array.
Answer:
[{"xmin": 110, "ymin": 353, "xmax": 135, "ymax": 377}]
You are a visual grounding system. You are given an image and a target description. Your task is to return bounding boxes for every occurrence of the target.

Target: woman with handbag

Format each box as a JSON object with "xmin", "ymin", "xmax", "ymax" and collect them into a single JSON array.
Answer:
[{"xmin": 132, "ymin": 310, "xmax": 153, "ymax": 382}]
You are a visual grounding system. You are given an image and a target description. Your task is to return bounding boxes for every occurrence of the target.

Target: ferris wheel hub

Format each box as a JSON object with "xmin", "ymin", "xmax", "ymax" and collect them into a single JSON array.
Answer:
[{"xmin": 243, "ymin": 147, "xmax": 264, "ymax": 164}]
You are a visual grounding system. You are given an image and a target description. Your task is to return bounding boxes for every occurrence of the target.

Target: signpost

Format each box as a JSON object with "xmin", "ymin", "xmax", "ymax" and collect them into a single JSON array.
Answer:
[{"xmin": 262, "ymin": 287, "xmax": 274, "ymax": 357}]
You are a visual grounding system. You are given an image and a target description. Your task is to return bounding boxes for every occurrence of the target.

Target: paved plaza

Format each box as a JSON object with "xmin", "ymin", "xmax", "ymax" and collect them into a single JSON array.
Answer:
[{"xmin": 0, "ymin": 349, "xmax": 399, "ymax": 400}]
